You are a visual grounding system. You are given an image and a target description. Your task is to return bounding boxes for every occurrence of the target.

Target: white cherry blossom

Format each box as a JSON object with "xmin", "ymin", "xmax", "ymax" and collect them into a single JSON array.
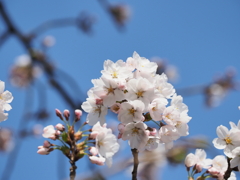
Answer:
[
  {"xmin": 208, "ymin": 155, "xmax": 228, "ymax": 180},
  {"xmin": 154, "ymin": 73, "xmax": 175, "ymax": 99},
  {"xmin": 81, "ymin": 90, "xmax": 108, "ymax": 126},
  {"xmin": 145, "ymin": 136, "xmax": 159, "ymax": 151},
  {"xmin": 230, "ymin": 146, "xmax": 240, "ymax": 170},
  {"xmin": 118, "ymin": 100, "xmax": 145, "ymax": 124},
  {"xmin": 126, "ymin": 51, "xmax": 158, "ymax": 76},
  {"xmin": 0, "ymin": 81, "xmax": 13, "ymax": 112},
  {"xmin": 212, "ymin": 125, "xmax": 240, "ymax": 157},
  {"xmin": 126, "ymin": 77, "xmax": 155, "ymax": 109},
  {"xmin": 101, "ymin": 59, "xmax": 132, "ymax": 80},
  {"xmin": 92, "ymin": 77, "xmax": 125, "ymax": 107},
  {"xmin": 95, "ymin": 125, "xmax": 120, "ymax": 167},
  {"xmin": 148, "ymin": 98, "xmax": 168, "ymax": 121},
  {"xmin": 159, "ymin": 125, "xmax": 180, "ymax": 150},
  {"xmin": 122, "ymin": 122, "xmax": 148, "ymax": 150},
  {"xmin": 193, "ymin": 149, "xmax": 212, "ymax": 172},
  {"xmin": 42, "ymin": 125, "xmax": 57, "ymax": 140}
]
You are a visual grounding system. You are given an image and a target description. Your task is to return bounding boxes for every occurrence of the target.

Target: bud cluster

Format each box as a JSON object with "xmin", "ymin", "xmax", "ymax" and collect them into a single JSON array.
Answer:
[{"xmin": 37, "ymin": 109, "xmax": 120, "ymax": 167}]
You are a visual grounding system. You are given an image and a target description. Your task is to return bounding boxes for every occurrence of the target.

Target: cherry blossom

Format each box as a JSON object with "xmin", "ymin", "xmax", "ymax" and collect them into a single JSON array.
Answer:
[
  {"xmin": 212, "ymin": 125, "xmax": 240, "ymax": 157},
  {"xmin": 95, "ymin": 125, "xmax": 120, "ymax": 167},
  {"xmin": 0, "ymin": 81, "xmax": 13, "ymax": 113},
  {"xmin": 42, "ymin": 125, "xmax": 58, "ymax": 140},
  {"xmin": 230, "ymin": 146, "xmax": 240, "ymax": 170},
  {"xmin": 126, "ymin": 77, "xmax": 155, "ymax": 109},
  {"xmin": 118, "ymin": 100, "xmax": 145, "ymax": 124},
  {"xmin": 122, "ymin": 122, "xmax": 149, "ymax": 150},
  {"xmin": 208, "ymin": 155, "xmax": 228, "ymax": 180},
  {"xmin": 148, "ymin": 98, "xmax": 167, "ymax": 121}
]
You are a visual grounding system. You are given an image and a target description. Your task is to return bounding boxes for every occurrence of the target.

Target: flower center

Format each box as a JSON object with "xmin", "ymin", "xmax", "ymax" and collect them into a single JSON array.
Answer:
[
  {"xmin": 128, "ymin": 108, "xmax": 136, "ymax": 116},
  {"xmin": 94, "ymin": 107, "xmax": 101, "ymax": 117},
  {"xmin": 136, "ymin": 90, "xmax": 144, "ymax": 98},
  {"xmin": 131, "ymin": 127, "xmax": 140, "ymax": 135},
  {"xmin": 107, "ymin": 86, "xmax": 115, "ymax": 95},
  {"xmin": 111, "ymin": 71, "xmax": 118, "ymax": 78},
  {"xmin": 98, "ymin": 141, "xmax": 104, "ymax": 147},
  {"xmin": 224, "ymin": 137, "xmax": 232, "ymax": 145}
]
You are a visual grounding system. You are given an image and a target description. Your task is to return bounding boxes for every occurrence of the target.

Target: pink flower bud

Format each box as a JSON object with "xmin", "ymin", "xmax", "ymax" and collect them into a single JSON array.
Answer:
[
  {"xmin": 55, "ymin": 109, "xmax": 63, "ymax": 120},
  {"xmin": 145, "ymin": 130, "xmax": 150, "ymax": 136},
  {"xmin": 117, "ymin": 80, "xmax": 126, "ymax": 90},
  {"xmin": 37, "ymin": 146, "xmax": 50, "ymax": 155},
  {"xmin": 89, "ymin": 156, "xmax": 105, "ymax": 166},
  {"xmin": 55, "ymin": 130, "xmax": 61, "ymax": 136},
  {"xmin": 118, "ymin": 123, "xmax": 125, "ymax": 133},
  {"xmin": 117, "ymin": 133, "xmax": 122, "ymax": 139},
  {"xmin": 55, "ymin": 123, "xmax": 65, "ymax": 131},
  {"xmin": 43, "ymin": 140, "xmax": 51, "ymax": 148},
  {"xmin": 150, "ymin": 128, "xmax": 157, "ymax": 136},
  {"xmin": 184, "ymin": 153, "xmax": 197, "ymax": 167},
  {"xmin": 90, "ymin": 131, "xmax": 98, "ymax": 139},
  {"xmin": 42, "ymin": 125, "xmax": 57, "ymax": 140},
  {"xmin": 63, "ymin": 109, "xmax": 70, "ymax": 120},
  {"xmin": 75, "ymin": 109, "xmax": 82, "ymax": 122},
  {"xmin": 89, "ymin": 147, "xmax": 98, "ymax": 156}
]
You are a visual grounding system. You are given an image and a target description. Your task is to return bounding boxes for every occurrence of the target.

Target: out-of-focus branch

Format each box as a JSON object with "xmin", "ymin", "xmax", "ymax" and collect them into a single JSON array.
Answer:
[
  {"xmin": 0, "ymin": 1, "xmax": 82, "ymax": 110},
  {"xmin": 0, "ymin": 1, "xmax": 84, "ymax": 179},
  {"xmin": 131, "ymin": 148, "xmax": 139, "ymax": 180},
  {"xmin": 30, "ymin": 17, "xmax": 77, "ymax": 36},
  {"xmin": 98, "ymin": 0, "xmax": 129, "ymax": 30}
]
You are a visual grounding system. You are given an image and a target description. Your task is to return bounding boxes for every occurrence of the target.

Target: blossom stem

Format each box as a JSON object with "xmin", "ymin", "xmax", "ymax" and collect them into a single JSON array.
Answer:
[
  {"xmin": 69, "ymin": 127, "xmax": 77, "ymax": 180},
  {"xmin": 59, "ymin": 138, "xmax": 68, "ymax": 147},
  {"xmin": 78, "ymin": 122, "xmax": 87, "ymax": 131},
  {"xmin": 224, "ymin": 157, "xmax": 232, "ymax": 180},
  {"xmin": 131, "ymin": 148, "xmax": 139, "ymax": 180}
]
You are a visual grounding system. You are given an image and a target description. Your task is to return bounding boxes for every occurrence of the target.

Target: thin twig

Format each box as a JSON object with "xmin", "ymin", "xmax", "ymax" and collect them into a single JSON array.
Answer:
[
  {"xmin": 30, "ymin": 17, "xmax": 77, "ymax": 36},
  {"xmin": 131, "ymin": 148, "xmax": 139, "ymax": 180}
]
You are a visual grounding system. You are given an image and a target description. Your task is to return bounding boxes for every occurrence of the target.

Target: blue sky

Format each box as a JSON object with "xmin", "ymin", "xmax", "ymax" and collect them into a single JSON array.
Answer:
[{"xmin": 0, "ymin": 0, "xmax": 240, "ymax": 180}]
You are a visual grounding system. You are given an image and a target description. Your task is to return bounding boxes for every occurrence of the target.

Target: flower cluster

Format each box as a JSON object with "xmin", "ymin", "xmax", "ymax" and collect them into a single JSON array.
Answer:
[
  {"xmin": 37, "ymin": 109, "xmax": 119, "ymax": 167},
  {"xmin": 81, "ymin": 52, "xmax": 191, "ymax": 151},
  {"xmin": 185, "ymin": 149, "xmax": 236, "ymax": 180},
  {"xmin": 212, "ymin": 118, "xmax": 240, "ymax": 177},
  {"xmin": 0, "ymin": 80, "xmax": 13, "ymax": 122},
  {"xmin": 185, "ymin": 106, "xmax": 240, "ymax": 180}
]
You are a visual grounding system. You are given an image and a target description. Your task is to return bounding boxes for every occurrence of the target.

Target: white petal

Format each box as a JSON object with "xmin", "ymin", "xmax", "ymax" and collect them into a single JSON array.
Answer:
[
  {"xmin": 216, "ymin": 125, "xmax": 229, "ymax": 139},
  {"xmin": 212, "ymin": 138, "xmax": 226, "ymax": 149}
]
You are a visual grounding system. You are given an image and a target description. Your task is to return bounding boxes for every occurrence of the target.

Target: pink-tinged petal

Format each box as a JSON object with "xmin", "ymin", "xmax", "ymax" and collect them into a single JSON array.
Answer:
[
  {"xmin": 195, "ymin": 149, "xmax": 206, "ymax": 160},
  {"xmin": 202, "ymin": 159, "xmax": 212, "ymax": 169},
  {"xmin": 212, "ymin": 138, "xmax": 226, "ymax": 149},
  {"xmin": 185, "ymin": 153, "xmax": 197, "ymax": 167},
  {"xmin": 216, "ymin": 125, "xmax": 229, "ymax": 139}
]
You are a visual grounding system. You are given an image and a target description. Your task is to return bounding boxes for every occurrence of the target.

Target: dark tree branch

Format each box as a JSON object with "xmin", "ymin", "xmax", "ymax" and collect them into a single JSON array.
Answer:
[{"xmin": 131, "ymin": 148, "xmax": 139, "ymax": 180}]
